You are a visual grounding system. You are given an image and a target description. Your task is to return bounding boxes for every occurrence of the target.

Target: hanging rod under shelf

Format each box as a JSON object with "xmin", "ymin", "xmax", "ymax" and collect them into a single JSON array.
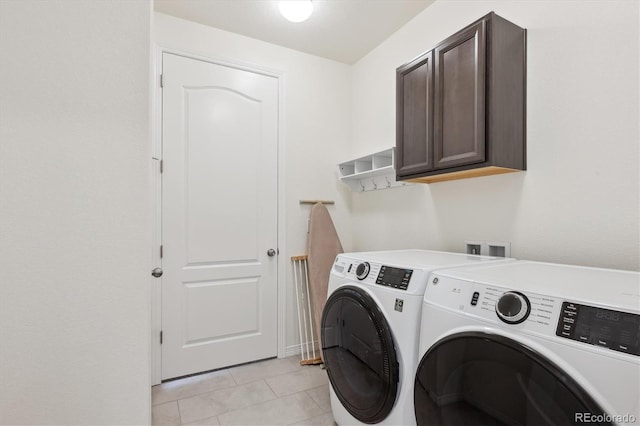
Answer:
[{"xmin": 299, "ymin": 200, "xmax": 335, "ymax": 205}]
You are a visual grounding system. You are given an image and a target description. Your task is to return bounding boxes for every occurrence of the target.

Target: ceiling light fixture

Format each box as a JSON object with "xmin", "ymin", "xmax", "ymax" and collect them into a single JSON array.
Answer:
[{"xmin": 278, "ymin": 0, "xmax": 313, "ymax": 23}]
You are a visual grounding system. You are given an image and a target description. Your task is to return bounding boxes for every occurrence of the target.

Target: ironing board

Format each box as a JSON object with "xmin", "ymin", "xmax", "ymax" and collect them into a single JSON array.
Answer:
[{"xmin": 306, "ymin": 202, "xmax": 343, "ymax": 363}]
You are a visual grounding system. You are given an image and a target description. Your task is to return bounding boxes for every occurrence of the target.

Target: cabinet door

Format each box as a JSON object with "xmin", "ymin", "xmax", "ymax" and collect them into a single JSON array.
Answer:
[
  {"xmin": 396, "ymin": 51, "xmax": 434, "ymax": 177},
  {"xmin": 434, "ymin": 20, "xmax": 486, "ymax": 170}
]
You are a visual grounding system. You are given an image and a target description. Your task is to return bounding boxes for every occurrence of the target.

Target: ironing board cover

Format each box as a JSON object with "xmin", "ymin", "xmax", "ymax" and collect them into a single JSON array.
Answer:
[{"xmin": 307, "ymin": 202, "xmax": 343, "ymax": 362}]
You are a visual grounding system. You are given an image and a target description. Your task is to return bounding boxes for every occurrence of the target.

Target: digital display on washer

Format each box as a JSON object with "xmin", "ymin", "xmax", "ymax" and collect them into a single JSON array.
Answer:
[
  {"xmin": 556, "ymin": 302, "xmax": 639, "ymax": 356},
  {"xmin": 376, "ymin": 266, "xmax": 412, "ymax": 290}
]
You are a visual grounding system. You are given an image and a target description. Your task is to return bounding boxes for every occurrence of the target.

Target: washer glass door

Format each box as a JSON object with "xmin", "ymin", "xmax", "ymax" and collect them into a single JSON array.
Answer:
[
  {"xmin": 414, "ymin": 332, "xmax": 612, "ymax": 426},
  {"xmin": 321, "ymin": 285, "xmax": 398, "ymax": 424}
]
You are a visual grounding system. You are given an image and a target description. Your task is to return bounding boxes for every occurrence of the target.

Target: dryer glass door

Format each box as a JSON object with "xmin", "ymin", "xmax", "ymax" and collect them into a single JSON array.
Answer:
[
  {"xmin": 321, "ymin": 285, "xmax": 399, "ymax": 424},
  {"xmin": 414, "ymin": 332, "xmax": 612, "ymax": 426}
]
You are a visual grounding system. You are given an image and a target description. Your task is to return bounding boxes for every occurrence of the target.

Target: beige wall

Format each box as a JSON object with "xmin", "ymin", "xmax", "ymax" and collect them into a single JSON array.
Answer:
[
  {"xmin": 0, "ymin": 0, "xmax": 151, "ymax": 423},
  {"xmin": 350, "ymin": 0, "xmax": 639, "ymax": 271}
]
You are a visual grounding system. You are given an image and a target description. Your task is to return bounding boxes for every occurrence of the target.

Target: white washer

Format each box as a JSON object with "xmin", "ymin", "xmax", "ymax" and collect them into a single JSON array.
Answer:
[
  {"xmin": 321, "ymin": 250, "xmax": 512, "ymax": 425},
  {"xmin": 415, "ymin": 261, "xmax": 640, "ymax": 425}
]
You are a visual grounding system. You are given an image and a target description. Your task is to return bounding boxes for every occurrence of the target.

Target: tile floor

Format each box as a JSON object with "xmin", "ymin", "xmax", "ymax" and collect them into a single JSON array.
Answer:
[{"xmin": 152, "ymin": 356, "xmax": 336, "ymax": 425}]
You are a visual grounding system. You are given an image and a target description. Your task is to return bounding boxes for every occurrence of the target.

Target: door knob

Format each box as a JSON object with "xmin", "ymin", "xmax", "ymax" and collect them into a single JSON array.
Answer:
[
  {"xmin": 267, "ymin": 249, "xmax": 277, "ymax": 257},
  {"xmin": 151, "ymin": 268, "xmax": 163, "ymax": 278}
]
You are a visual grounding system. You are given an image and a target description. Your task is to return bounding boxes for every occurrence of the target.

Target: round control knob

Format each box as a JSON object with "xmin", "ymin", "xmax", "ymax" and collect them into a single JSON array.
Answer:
[
  {"xmin": 495, "ymin": 291, "xmax": 530, "ymax": 324},
  {"xmin": 355, "ymin": 262, "xmax": 370, "ymax": 280}
]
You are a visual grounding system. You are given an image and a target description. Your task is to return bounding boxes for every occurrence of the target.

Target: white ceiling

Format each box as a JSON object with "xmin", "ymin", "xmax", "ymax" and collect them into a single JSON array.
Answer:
[{"xmin": 154, "ymin": 0, "xmax": 434, "ymax": 64}]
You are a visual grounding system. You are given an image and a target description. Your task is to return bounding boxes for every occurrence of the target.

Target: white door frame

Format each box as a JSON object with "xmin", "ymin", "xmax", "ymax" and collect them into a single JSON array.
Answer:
[{"xmin": 150, "ymin": 46, "xmax": 287, "ymax": 385}]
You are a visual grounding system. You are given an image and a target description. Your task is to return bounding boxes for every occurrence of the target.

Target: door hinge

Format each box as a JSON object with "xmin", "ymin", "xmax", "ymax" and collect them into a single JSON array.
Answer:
[
  {"xmin": 160, "ymin": 331, "xmax": 163, "ymax": 344},
  {"xmin": 160, "ymin": 245, "xmax": 163, "ymax": 259},
  {"xmin": 160, "ymin": 160, "xmax": 164, "ymax": 173},
  {"xmin": 160, "ymin": 74, "xmax": 164, "ymax": 88}
]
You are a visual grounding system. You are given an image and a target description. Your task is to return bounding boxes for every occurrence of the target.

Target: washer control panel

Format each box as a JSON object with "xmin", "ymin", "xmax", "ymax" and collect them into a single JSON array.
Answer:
[
  {"xmin": 337, "ymin": 260, "xmax": 413, "ymax": 290},
  {"xmin": 376, "ymin": 265, "xmax": 413, "ymax": 290},
  {"xmin": 355, "ymin": 262, "xmax": 370, "ymax": 280},
  {"xmin": 556, "ymin": 302, "xmax": 639, "ymax": 356}
]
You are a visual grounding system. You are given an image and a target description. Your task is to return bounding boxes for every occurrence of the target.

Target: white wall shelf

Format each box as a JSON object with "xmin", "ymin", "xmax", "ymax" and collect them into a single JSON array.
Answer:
[{"xmin": 338, "ymin": 148, "xmax": 411, "ymax": 192}]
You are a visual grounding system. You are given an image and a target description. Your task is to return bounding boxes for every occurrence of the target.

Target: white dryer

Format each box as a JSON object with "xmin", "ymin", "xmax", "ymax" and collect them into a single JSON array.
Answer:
[
  {"xmin": 415, "ymin": 261, "xmax": 640, "ymax": 425},
  {"xmin": 321, "ymin": 250, "xmax": 511, "ymax": 425}
]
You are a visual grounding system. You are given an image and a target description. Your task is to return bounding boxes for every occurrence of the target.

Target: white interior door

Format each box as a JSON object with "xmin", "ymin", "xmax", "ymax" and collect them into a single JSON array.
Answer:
[{"xmin": 161, "ymin": 53, "xmax": 279, "ymax": 380}]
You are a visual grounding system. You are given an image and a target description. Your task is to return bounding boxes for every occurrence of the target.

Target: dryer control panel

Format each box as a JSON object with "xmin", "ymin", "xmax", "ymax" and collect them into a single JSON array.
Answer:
[
  {"xmin": 425, "ymin": 277, "xmax": 561, "ymax": 335},
  {"xmin": 425, "ymin": 275, "xmax": 640, "ymax": 358},
  {"xmin": 556, "ymin": 302, "xmax": 640, "ymax": 356}
]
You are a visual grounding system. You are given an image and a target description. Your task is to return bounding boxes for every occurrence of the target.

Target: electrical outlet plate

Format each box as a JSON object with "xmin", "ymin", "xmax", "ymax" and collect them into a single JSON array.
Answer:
[
  {"xmin": 465, "ymin": 240, "xmax": 484, "ymax": 256},
  {"xmin": 465, "ymin": 240, "xmax": 512, "ymax": 257},
  {"xmin": 487, "ymin": 241, "xmax": 511, "ymax": 258}
]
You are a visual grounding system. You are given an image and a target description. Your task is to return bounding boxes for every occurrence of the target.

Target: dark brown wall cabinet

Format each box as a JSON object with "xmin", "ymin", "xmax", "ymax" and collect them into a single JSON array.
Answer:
[{"xmin": 396, "ymin": 12, "xmax": 526, "ymax": 184}]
